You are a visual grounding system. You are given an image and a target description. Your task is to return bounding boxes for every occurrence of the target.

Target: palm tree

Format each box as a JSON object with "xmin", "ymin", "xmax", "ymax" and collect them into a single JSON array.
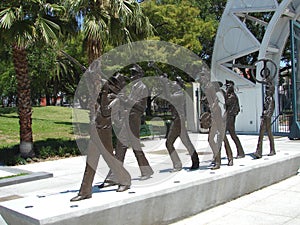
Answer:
[
  {"xmin": 0, "ymin": 0, "xmax": 66, "ymax": 158},
  {"xmin": 67, "ymin": 0, "xmax": 153, "ymax": 64}
]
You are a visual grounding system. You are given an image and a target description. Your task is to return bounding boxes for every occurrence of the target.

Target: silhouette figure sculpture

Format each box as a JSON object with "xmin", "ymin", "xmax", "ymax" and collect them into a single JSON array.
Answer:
[
  {"xmin": 251, "ymin": 59, "xmax": 277, "ymax": 159},
  {"xmin": 162, "ymin": 76, "xmax": 199, "ymax": 172},
  {"xmin": 99, "ymin": 64, "xmax": 154, "ymax": 188},
  {"xmin": 224, "ymin": 80, "xmax": 244, "ymax": 159},
  {"xmin": 71, "ymin": 75, "xmax": 131, "ymax": 202}
]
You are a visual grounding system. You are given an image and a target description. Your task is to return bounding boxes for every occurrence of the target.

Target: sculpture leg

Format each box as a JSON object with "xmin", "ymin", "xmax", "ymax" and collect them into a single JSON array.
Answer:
[
  {"xmin": 266, "ymin": 118, "xmax": 276, "ymax": 156},
  {"xmin": 99, "ymin": 139, "xmax": 128, "ymax": 189},
  {"xmin": 179, "ymin": 122, "xmax": 199, "ymax": 170},
  {"xmin": 129, "ymin": 113, "xmax": 154, "ymax": 179},
  {"xmin": 223, "ymin": 135, "xmax": 233, "ymax": 166},
  {"xmin": 76, "ymin": 163, "xmax": 95, "ymax": 197},
  {"xmin": 99, "ymin": 128, "xmax": 131, "ymax": 187},
  {"xmin": 207, "ymin": 128, "xmax": 215, "ymax": 166},
  {"xmin": 227, "ymin": 116, "xmax": 244, "ymax": 158},
  {"xmin": 208, "ymin": 114, "xmax": 226, "ymax": 158},
  {"xmin": 211, "ymin": 151, "xmax": 221, "ymax": 170},
  {"xmin": 166, "ymin": 120, "xmax": 182, "ymax": 171},
  {"xmin": 253, "ymin": 118, "xmax": 265, "ymax": 159},
  {"xmin": 71, "ymin": 140, "xmax": 99, "ymax": 201},
  {"xmin": 98, "ymin": 126, "xmax": 131, "ymax": 190},
  {"xmin": 115, "ymin": 138, "xmax": 128, "ymax": 163}
]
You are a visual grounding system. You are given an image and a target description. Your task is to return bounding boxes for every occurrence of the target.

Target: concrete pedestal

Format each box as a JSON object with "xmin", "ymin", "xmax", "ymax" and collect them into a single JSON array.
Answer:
[{"xmin": 0, "ymin": 150, "xmax": 299, "ymax": 225}]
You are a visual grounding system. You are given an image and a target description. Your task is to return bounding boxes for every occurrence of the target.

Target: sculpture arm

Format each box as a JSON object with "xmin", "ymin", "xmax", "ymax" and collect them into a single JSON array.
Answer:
[
  {"xmin": 118, "ymin": 84, "xmax": 147, "ymax": 113},
  {"xmin": 97, "ymin": 84, "xmax": 112, "ymax": 118},
  {"xmin": 263, "ymin": 97, "xmax": 275, "ymax": 118}
]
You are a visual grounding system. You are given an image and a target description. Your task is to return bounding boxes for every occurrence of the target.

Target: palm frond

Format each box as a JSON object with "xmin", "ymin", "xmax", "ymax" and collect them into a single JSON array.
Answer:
[
  {"xmin": 36, "ymin": 17, "xmax": 60, "ymax": 43},
  {"xmin": 83, "ymin": 16, "xmax": 107, "ymax": 41},
  {"xmin": 118, "ymin": 0, "xmax": 133, "ymax": 16},
  {"xmin": 0, "ymin": 8, "xmax": 16, "ymax": 29}
]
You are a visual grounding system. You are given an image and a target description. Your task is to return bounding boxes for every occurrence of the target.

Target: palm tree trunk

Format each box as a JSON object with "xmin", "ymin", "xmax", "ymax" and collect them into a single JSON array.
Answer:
[
  {"xmin": 12, "ymin": 44, "xmax": 34, "ymax": 158},
  {"xmin": 87, "ymin": 37, "xmax": 102, "ymax": 65},
  {"xmin": 87, "ymin": 38, "xmax": 103, "ymax": 121}
]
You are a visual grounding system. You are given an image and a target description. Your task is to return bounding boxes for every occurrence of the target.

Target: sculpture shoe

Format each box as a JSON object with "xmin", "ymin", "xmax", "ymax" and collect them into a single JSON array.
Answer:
[
  {"xmin": 251, "ymin": 152, "xmax": 262, "ymax": 159},
  {"xmin": 170, "ymin": 167, "xmax": 182, "ymax": 173},
  {"xmin": 98, "ymin": 179, "xmax": 118, "ymax": 188},
  {"xmin": 268, "ymin": 151, "xmax": 276, "ymax": 156},
  {"xmin": 211, "ymin": 164, "xmax": 220, "ymax": 170},
  {"xmin": 116, "ymin": 185, "xmax": 130, "ymax": 192},
  {"xmin": 70, "ymin": 194, "xmax": 92, "ymax": 202},
  {"xmin": 236, "ymin": 154, "xmax": 245, "ymax": 159}
]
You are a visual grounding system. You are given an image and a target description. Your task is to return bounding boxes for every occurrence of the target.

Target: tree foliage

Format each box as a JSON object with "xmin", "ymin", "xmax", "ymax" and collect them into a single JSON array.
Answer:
[
  {"xmin": 142, "ymin": 0, "xmax": 213, "ymax": 54},
  {"xmin": 66, "ymin": 0, "xmax": 154, "ymax": 63},
  {"xmin": 0, "ymin": 0, "xmax": 69, "ymax": 157}
]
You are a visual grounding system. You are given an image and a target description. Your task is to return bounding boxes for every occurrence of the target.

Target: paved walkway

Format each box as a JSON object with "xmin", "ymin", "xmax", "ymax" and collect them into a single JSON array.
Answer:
[
  {"xmin": 171, "ymin": 172, "xmax": 300, "ymax": 225},
  {"xmin": 0, "ymin": 134, "xmax": 299, "ymax": 224}
]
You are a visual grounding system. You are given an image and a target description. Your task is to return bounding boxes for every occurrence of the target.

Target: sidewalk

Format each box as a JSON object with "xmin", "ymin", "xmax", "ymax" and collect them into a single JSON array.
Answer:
[
  {"xmin": 171, "ymin": 171, "xmax": 300, "ymax": 225},
  {"xmin": 0, "ymin": 133, "xmax": 299, "ymax": 224}
]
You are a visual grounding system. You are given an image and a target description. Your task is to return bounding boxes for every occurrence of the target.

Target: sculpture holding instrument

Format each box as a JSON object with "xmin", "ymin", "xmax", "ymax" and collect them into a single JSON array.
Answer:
[
  {"xmin": 99, "ymin": 64, "xmax": 154, "ymax": 188},
  {"xmin": 71, "ymin": 74, "xmax": 131, "ymax": 202},
  {"xmin": 200, "ymin": 81, "xmax": 233, "ymax": 170},
  {"xmin": 149, "ymin": 62, "xmax": 200, "ymax": 172},
  {"xmin": 224, "ymin": 80, "xmax": 245, "ymax": 159},
  {"xmin": 251, "ymin": 59, "xmax": 277, "ymax": 159}
]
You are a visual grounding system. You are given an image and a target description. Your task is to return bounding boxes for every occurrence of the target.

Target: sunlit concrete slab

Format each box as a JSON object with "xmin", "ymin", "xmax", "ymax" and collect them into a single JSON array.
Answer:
[
  {"xmin": 0, "ymin": 147, "xmax": 299, "ymax": 225},
  {"xmin": 0, "ymin": 166, "xmax": 53, "ymax": 188},
  {"xmin": 0, "ymin": 171, "xmax": 53, "ymax": 188}
]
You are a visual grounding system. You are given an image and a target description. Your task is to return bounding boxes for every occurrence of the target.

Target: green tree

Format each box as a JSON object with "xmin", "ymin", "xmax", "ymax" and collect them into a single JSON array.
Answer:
[
  {"xmin": 192, "ymin": 0, "xmax": 227, "ymax": 64},
  {"xmin": 67, "ymin": 0, "xmax": 153, "ymax": 64},
  {"xmin": 141, "ymin": 0, "xmax": 225, "ymax": 66},
  {"xmin": 142, "ymin": 0, "xmax": 216, "ymax": 55},
  {"xmin": 0, "ymin": 0, "xmax": 67, "ymax": 157},
  {"xmin": 28, "ymin": 39, "xmax": 83, "ymax": 107}
]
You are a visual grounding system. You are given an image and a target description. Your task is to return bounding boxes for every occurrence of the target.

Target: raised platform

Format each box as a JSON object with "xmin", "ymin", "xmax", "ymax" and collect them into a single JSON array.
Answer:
[
  {"xmin": 0, "ymin": 149, "xmax": 299, "ymax": 225},
  {"xmin": 0, "ymin": 167, "xmax": 53, "ymax": 188}
]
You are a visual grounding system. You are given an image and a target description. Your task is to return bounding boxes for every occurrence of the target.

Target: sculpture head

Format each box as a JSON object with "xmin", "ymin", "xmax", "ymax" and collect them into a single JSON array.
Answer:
[
  {"xmin": 225, "ymin": 80, "xmax": 235, "ymax": 93},
  {"xmin": 175, "ymin": 76, "xmax": 185, "ymax": 89},
  {"xmin": 108, "ymin": 73, "xmax": 126, "ymax": 94},
  {"xmin": 129, "ymin": 64, "xmax": 144, "ymax": 81},
  {"xmin": 225, "ymin": 80, "xmax": 234, "ymax": 86}
]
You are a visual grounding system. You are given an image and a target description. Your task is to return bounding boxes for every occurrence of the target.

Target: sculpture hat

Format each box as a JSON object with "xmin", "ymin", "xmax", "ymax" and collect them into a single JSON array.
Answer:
[
  {"xmin": 129, "ymin": 64, "xmax": 144, "ymax": 80},
  {"xmin": 108, "ymin": 73, "xmax": 126, "ymax": 93},
  {"xmin": 225, "ymin": 80, "xmax": 235, "ymax": 86},
  {"xmin": 175, "ymin": 76, "xmax": 185, "ymax": 88},
  {"xmin": 129, "ymin": 64, "xmax": 143, "ymax": 73}
]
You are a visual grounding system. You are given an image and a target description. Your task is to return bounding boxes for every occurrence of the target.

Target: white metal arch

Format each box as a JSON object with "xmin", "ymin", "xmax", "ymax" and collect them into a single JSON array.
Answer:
[{"xmin": 211, "ymin": 0, "xmax": 300, "ymax": 133}]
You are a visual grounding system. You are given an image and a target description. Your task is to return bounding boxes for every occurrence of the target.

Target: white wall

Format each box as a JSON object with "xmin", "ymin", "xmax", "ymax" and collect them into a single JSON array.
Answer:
[{"xmin": 185, "ymin": 82, "xmax": 201, "ymax": 132}]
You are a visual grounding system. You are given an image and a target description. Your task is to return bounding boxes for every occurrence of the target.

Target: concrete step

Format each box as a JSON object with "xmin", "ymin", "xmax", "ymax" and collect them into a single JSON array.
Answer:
[{"xmin": 0, "ymin": 150, "xmax": 299, "ymax": 225}]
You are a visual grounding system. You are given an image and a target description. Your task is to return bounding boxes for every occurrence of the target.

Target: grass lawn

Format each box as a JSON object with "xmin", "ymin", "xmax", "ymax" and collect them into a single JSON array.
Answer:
[
  {"xmin": 0, "ymin": 106, "xmax": 80, "ymax": 165},
  {"xmin": 0, "ymin": 173, "xmax": 29, "ymax": 180},
  {"xmin": 0, "ymin": 106, "xmax": 169, "ymax": 165},
  {"xmin": 0, "ymin": 106, "xmax": 75, "ymax": 148}
]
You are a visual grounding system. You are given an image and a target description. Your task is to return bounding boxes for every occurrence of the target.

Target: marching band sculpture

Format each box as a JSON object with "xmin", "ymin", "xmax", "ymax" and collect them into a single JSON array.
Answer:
[
  {"xmin": 71, "ymin": 58, "xmax": 277, "ymax": 201},
  {"xmin": 251, "ymin": 59, "xmax": 277, "ymax": 159}
]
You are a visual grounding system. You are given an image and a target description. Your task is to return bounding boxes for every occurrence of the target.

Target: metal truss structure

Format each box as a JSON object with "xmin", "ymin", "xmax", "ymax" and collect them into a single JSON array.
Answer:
[{"xmin": 211, "ymin": 0, "xmax": 300, "ymax": 133}]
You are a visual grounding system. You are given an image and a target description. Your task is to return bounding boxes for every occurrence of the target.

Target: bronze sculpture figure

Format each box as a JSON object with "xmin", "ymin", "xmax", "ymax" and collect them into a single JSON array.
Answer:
[
  {"xmin": 224, "ymin": 80, "xmax": 245, "ymax": 159},
  {"xmin": 208, "ymin": 81, "xmax": 233, "ymax": 170},
  {"xmin": 252, "ymin": 84, "xmax": 276, "ymax": 159},
  {"xmin": 100, "ymin": 64, "xmax": 154, "ymax": 188},
  {"xmin": 251, "ymin": 59, "xmax": 277, "ymax": 159},
  {"xmin": 162, "ymin": 76, "xmax": 199, "ymax": 172},
  {"xmin": 70, "ymin": 75, "xmax": 132, "ymax": 202}
]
